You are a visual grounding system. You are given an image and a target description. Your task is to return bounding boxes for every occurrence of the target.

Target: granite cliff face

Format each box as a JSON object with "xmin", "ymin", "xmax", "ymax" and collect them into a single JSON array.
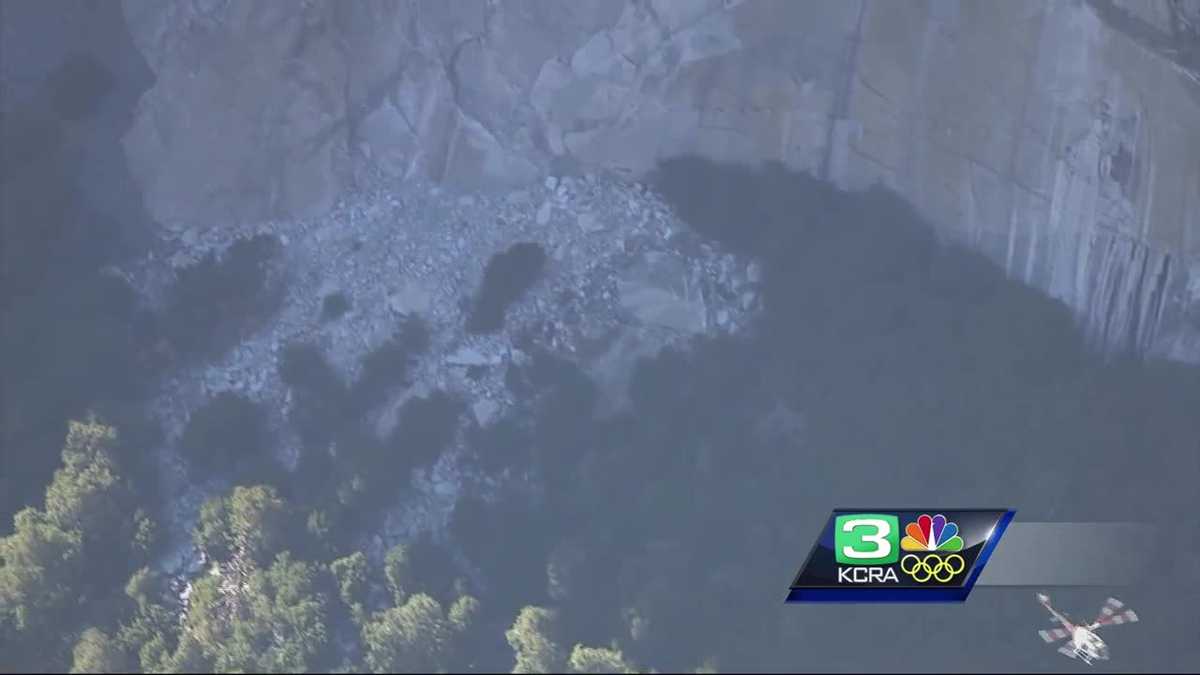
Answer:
[
  {"xmin": 1, "ymin": 0, "xmax": 154, "ymax": 247},
  {"xmin": 119, "ymin": 0, "xmax": 1200, "ymax": 362}
]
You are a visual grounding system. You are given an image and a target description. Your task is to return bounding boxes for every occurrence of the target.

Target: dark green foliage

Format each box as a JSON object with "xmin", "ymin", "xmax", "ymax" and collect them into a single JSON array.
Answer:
[
  {"xmin": 447, "ymin": 594, "xmax": 482, "ymax": 635},
  {"xmin": 359, "ymin": 587, "xmax": 482, "ymax": 674},
  {"xmin": 444, "ymin": 594, "xmax": 486, "ymax": 671},
  {"xmin": 0, "ymin": 13, "xmax": 203, "ymax": 669},
  {"xmin": 43, "ymin": 422, "xmax": 133, "ymax": 544},
  {"xmin": 0, "ymin": 508, "xmax": 83, "ymax": 634},
  {"xmin": 172, "ymin": 553, "xmax": 332, "ymax": 673},
  {"xmin": 384, "ymin": 544, "xmax": 415, "ymax": 606},
  {"xmin": 194, "ymin": 498, "xmax": 234, "ymax": 564},
  {"xmin": 70, "ymin": 627, "xmax": 130, "ymax": 674},
  {"xmin": 193, "ymin": 485, "xmax": 291, "ymax": 568},
  {"xmin": 157, "ymin": 488, "xmax": 484, "ymax": 673},
  {"xmin": 179, "ymin": 393, "xmax": 274, "ymax": 481},
  {"xmin": 330, "ymin": 552, "xmax": 368, "ymax": 616},
  {"xmin": 321, "ymin": 291, "xmax": 352, "ymax": 322},
  {"xmin": 0, "ymin": 419, "xmax": 155, "ymax": 671},
  {"xmin": 42, "ymin": 421, "xmax": 152, "ymax": 620},
  {"xmin": 467, "ymin": 242, "xmax": 548, "ymax": 333},
  {"xmin": 162, "ymin": 633, "xmax": 208, "ymax": 673},
  {"xmin": 567, "ymin": 644, "xmax": 637, "ymax": 674},
  {"xmin": 361, "ymin": 593, "xmax": 451, "ymax": 673},
  {"xmin": 8, "ymin": 150, "xmax": 1200, "ymax": 672},
  {"xmin": 122, "ymin": 568, "xmax": 158, "ymax": 612},
  {"xmin": 130, "ymin": 510, "xmax": 159, "ymax": 562},
  {"xmin": 303, "ymin": 509, "xmax": 335, "ymax": 557},
  {"xmin": 103, "ymin": 569, "xmax": 189, "ymax": 673},
  {"xmin": 163, "ymin": 488, "xmax": 346, "ymax": 670},
  {"xmin": 506, "ymin": 606, "xmax": 566, "ymax": 674},
  {"xmin": 163, "ymin": 234, "xmax": 283, "ymax": 360}
]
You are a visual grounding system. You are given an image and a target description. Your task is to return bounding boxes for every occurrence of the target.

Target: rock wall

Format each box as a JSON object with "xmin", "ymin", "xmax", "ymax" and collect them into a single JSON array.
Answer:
[
  {"xmin": 2, "ymin": 0, "xmax": 154, "ymax": 244},
  {"xmin": 119, "ymin": 0, "xmax": 1200, "ymax": 362},
  {"xmin": 840, "ymin": 0, "xmax": 1200, "ymax": 362}
]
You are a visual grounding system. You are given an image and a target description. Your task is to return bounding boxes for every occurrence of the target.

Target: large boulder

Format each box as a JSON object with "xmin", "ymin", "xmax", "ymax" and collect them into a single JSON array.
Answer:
[
  {"xmin": 617, "ymin": 251, "xmax": 707, "ymax": 335},
  {"xmin": 122, "ymin": 1, "xmax": 349, "ymax": 229}
]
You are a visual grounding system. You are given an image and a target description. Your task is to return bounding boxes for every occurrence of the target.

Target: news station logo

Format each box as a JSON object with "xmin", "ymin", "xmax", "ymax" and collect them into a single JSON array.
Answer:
[{"xmin": 787, "ymin": 509, "xmax": 1014, "ymax": 602}]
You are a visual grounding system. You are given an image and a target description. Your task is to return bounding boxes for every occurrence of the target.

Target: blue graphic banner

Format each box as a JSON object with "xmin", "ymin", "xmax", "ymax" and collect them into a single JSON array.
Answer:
[{"xmin": 786, "ymin": 508, "xmax": 1015, "ymax": 603}]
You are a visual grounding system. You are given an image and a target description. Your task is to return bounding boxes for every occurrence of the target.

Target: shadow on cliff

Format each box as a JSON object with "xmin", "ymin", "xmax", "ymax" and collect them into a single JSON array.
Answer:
[
  {"xmin": 0, "ymin": 2, "xmax": 157, "ymax": 523},
  {"xmin": 454, "ymin": 157, "xmax": 1200, "ymax": 673}
]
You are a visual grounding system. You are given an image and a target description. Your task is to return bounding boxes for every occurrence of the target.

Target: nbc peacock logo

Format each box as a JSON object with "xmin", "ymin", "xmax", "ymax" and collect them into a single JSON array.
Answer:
[
  {"xmin": 901, "ymin": 513, "xmax": 964, "ymax": 552},
  {"xmin": 788, "ymin": 508, "xmax": 1016, "ymax": 601}
]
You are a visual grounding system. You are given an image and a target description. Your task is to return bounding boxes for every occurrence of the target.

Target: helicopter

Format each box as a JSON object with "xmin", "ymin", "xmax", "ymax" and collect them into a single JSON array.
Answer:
[{"xmin": 1036, "ymin": 593, "xmax": 1138, "ymax": 665}]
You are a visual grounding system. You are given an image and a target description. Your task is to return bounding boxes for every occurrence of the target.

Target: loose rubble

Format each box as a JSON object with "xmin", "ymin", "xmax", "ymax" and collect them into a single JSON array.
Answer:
[{"xmin": 124, "ymin": 169, "xmax": 763, "ymax": 576}]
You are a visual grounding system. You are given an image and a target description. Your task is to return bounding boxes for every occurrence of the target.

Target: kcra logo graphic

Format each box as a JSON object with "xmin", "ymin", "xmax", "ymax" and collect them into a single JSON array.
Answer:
[{"xmin": 787, "ymin": 509, "xmax": 1014, "ymax": 602}]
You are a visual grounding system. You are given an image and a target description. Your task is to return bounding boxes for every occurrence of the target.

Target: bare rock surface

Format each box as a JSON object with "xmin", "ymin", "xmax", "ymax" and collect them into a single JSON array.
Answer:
[
  {"xmin": 128, "ymin": 169, "xmax": 758, "ymax": 573},
  {"xmin": 114, "ymin": 0, "xmax": 1200, "ymax": 575},
  {"xmin": 119, "ymin": 0, "xmax": 1199, "ymax": 361}
]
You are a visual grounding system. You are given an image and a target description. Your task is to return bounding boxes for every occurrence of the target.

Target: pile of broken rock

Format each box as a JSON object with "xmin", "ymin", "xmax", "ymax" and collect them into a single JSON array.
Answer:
[{"xmin": 131, "ymin": 169, "xmax": 763, "ymax": 575}]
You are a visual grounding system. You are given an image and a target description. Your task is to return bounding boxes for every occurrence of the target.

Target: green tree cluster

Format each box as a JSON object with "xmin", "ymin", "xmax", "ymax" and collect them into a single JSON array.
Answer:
[
  {"xmin": 1, "ymin": 420, "xmax": 154, "ymax": 670},
  {"xmin": 12, "ymin": 158, "xmax": 1200, "ymax": 673},
  {"xmin": 63, "ymin": 483, "xmax": 486, "ymax": 674}
]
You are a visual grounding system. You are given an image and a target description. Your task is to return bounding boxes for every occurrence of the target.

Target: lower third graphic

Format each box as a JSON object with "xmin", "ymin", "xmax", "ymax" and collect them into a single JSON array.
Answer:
[{"xmin": 786, "ymin": 509, "xmax": 1014, "ymax": 602}]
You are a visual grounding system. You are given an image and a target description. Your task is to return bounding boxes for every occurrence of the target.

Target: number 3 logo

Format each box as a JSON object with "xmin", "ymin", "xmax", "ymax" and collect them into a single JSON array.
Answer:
[{"xmin": 834, "ymin": 514, "xmax": 900, "ymax": 565}]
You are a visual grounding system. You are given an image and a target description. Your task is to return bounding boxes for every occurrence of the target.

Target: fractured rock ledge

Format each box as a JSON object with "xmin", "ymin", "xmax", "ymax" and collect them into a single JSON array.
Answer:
[{"xmin": 119, "ymin": 0, "xmax": 1200, "ymax": 363}]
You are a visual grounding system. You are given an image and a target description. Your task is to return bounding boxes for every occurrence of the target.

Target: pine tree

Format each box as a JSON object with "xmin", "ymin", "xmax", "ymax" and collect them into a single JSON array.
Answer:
[{"xmin": 506, "ymin": 606, "xmax": 565, "ymax": 674}]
